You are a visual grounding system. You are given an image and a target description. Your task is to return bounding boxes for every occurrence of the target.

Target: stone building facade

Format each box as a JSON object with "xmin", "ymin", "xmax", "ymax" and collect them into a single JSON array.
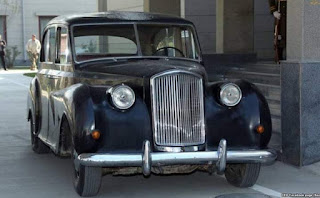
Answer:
[
  {"xmin": 0, "ymin": 0, "xmax": 275, "ymax": 65},
  {"xmin": 0, "ymin": 0, "xmax": 97, "ymax": 65}
]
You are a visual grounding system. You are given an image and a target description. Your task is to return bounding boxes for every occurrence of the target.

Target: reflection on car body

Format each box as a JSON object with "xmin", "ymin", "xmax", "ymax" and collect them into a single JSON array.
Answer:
[{"xmin": 26, "ymin": 12, "xmax": 277, "ymax": 197}]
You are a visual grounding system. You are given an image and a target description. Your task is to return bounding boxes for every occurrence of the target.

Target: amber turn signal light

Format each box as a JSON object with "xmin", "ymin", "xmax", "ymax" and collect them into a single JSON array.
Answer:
[
  {"xmin": 256, "ymin": 125, "xmax": 265, "ymax": 134},
  {"xmin": 91, "ymin": 130, "xmax": 101, "ymax": 140}
]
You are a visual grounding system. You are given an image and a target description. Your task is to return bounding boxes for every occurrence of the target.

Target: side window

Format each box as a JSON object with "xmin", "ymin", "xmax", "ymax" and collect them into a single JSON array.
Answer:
[
  {"xmin": 41, "ymin": 27, "xmax": 56, "ymax": 63},
  {"xmin": 48, "ymin": 27, "xmax": 56, "ymax": 62},
  {"xmin": 41, "ymin": 30, "xmax": 49, "ymax": 62},
  {"xmin": 57, "ymin": 27, "xmax": 71, "ymax": 64}
]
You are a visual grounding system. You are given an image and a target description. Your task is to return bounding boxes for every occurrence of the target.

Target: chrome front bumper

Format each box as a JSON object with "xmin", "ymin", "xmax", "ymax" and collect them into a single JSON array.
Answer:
[{"xmin": 77, "ymin": 139, "xmax": 277, "ymax": 176}]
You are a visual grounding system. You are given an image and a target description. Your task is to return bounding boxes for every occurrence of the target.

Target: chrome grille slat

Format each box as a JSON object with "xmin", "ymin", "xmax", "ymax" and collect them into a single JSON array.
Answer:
[{"xmin": 151, "ymin": 71, "xmax": 205, "ymax": 146}]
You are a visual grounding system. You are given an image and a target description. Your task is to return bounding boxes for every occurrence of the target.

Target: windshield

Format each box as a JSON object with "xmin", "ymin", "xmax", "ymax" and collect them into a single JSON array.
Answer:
[{"xmin": 72, "ymin": 24, "xmax": 200, "ymax": 62}]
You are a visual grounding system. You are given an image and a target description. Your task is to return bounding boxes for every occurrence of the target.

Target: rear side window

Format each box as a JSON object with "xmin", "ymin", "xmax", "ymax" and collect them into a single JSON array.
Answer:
[
  {"xmin": 41, "ymin": 27, "xmax": 56, "ymax": 63},
  {"xmin": 41, "ymin": 31, "xmax": 49, "ymax": 62},
  {"xmin": 57, "ymin": 27, "xmax": 71, "ymax": 64},
  {"xmin": 48, "ymin": 27, "xmax": 56, "ymax": 62}
]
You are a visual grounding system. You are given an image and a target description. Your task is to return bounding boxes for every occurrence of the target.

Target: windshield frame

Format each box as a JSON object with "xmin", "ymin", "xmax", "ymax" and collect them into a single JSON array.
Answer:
[{"xmin": 70, "ymin": 22, "xmax": 202, "ymax": 65}]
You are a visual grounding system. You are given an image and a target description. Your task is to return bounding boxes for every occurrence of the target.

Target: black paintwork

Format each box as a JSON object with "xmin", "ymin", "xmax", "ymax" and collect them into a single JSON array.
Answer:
[
  {"xmin": 27, "ymin": 12, "xmax": 272, "ymax": 157},
  {"xmin": 48, "ymin": 12, "xmax": 194, "ymax": 27}
]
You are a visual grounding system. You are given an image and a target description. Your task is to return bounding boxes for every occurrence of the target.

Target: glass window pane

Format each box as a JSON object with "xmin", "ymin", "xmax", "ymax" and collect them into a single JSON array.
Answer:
[
  {"xmin": 42, "ymin": 30, "xmax": 50, "ymax": 62},
  {"xmin": 0, "ymin": 16, "xmax": 5, "ymax": 40},
  {"xmin": 73, "ymin": 25, "xmax": 137, "ymax": 62},
  {"xmin": 138, "ymin": 24, "xmax": 199, "ymax": 60},
  {"xmin": 60, "ymin": 28, "xmax": 71, "ymax": 64},
  {"xmin": 44, "ymin": 27, "xmax": 56, "ymax": 62}
]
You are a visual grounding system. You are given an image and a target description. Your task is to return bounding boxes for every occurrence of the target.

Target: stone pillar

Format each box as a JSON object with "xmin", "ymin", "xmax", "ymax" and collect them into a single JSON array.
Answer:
[
  {"xmin": 144, "ymin": 0, "xmax": 180, "ymax": 16},
  {"xmin": 216, "ymin": 0, "xmax": 254, "ymax": 53},
  {"xmin": 98, "ymin": 0, "xmax": 107, "ymax": 12},
  {"xmin": 282, "ymin": 0, "xmax": 320, "ymax": 166}
]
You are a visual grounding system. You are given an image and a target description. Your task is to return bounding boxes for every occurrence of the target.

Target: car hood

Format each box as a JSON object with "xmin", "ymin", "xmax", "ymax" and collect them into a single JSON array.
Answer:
[{"xmin": 78, "ymin": 59, "xmax": 207, "ymax": 80}]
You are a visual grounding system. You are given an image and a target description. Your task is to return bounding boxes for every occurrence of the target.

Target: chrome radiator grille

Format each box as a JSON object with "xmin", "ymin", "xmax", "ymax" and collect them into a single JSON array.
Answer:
[{"xmin": 151, "ymin": 71, "xmax": 205, "ymax": 146}]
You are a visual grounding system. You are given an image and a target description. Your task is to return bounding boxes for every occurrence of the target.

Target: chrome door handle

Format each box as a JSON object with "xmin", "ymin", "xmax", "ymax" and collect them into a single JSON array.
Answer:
[{"xmin": 46, "ymin": 75, "xmax": 60, "ymax": 79}]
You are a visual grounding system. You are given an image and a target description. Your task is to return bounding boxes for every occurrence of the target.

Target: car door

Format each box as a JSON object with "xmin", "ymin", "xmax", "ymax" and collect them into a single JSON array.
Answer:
[
  {"xmin": 38, "ymin": 26, "xmax": 57, "ymax": 143},
  {"xmin": 47, "ymin": 26, "xmax": 73, "ymax": 145}
]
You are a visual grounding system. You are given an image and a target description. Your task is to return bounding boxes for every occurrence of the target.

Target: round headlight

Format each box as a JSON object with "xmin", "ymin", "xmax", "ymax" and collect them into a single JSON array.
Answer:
[
  {"xmin": 110, "ymin": 85, "xmax": 135, "ymax": 110},
  {"xmin": 220, "ymin": 83, "xmax": 242, "ymax": 107}
]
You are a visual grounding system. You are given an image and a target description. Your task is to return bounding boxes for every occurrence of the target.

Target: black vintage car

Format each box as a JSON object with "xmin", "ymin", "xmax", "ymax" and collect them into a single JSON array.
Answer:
[{"xmin": 27, "ymin": 12, "xmax": 277, "ymax": 196}]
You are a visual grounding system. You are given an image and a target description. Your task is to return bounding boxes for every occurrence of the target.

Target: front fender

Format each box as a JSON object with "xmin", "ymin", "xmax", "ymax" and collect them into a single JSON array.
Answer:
[
  {"xmin": 90, "ymin": 86, "xmax": 152, "ymax": 153},
  {"xmin": 55, "ymin": 84, "xmax": 152, "ymax": 154},
  {"xmin": 52, "ymin": 83, "xmax": 96, "ymax": 154},
  {"xmin": 205, "ymin": 80, "xmax": 272, "ymax": 150}
]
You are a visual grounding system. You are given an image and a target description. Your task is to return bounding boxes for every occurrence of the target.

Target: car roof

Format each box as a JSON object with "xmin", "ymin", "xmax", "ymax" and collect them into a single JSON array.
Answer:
[{"xmin": 47, "ymin": 11, "xmax": 194, "ymax": 26}]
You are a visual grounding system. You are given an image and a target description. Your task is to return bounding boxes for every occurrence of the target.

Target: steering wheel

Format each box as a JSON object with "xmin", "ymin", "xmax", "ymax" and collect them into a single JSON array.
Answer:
[{"xmin": 153, "ymin": 47, "xmax": 185, "ymax": 57}]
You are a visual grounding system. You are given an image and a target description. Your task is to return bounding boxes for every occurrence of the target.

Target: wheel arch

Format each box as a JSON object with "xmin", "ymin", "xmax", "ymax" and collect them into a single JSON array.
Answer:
[{"xmin": 57, "ymin": 112, "xmax": 73, "ymax": 156}]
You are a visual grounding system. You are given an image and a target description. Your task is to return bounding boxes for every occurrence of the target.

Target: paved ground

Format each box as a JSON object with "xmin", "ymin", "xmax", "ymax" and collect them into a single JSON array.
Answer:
[{"xmin": 0, "ymin": 70, "xmax": 320, "ymax": 198}]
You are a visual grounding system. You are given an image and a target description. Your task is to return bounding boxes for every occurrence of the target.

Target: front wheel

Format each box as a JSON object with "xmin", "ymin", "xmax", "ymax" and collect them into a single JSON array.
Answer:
[
  {"xmin": 30, "ymin": 116, "xmax": 50, "ymax": 154},
  {"xmin": 73, "ymin": 151, "xmax": 102, "ymax": 197},
  {"xmin": 224, "ymin": 163, "xmax": 261, "ymax": 188},
  {"xmin": 65, "ymin": 116, "xmax": 102, "ymax": 197}
]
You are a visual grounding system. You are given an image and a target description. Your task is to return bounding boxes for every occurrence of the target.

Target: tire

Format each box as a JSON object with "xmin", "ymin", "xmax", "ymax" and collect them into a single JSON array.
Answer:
[
  {"xmin": 73, "ymin": 163, "xmax": 102, "ymax": 197},
  {"xmin": 224, "ymin": 163, "xmax": 261, "ymax": 188},
  {"xmin": 65, "ymin": 119, "xmax": 102, "ymax": 197},
  {"xmin": 30, "ymin": 116, "xmax": 50, "ymax": 154},
  {"xmin": 58, "ymin": 118, "xmax": 72, "ymax": 157}
]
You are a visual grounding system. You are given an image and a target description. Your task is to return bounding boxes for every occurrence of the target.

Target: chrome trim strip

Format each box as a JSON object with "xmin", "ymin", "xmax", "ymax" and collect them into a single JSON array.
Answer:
[
  {"xmin": 77, "ymin": 140, "xmax": 277, "ymax": 176},
  {"xmin": 155, "ymin": 145, "xmax": 205, "ymax": 152},
  {"xmin": 142, "ymin": 140, "xmax": 151, "ymax": 176}
]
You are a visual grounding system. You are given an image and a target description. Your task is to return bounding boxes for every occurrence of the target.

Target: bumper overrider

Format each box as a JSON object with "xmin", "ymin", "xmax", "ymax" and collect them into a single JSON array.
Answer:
[{"xmin": 77, "ymin": 139, "xmax": 277, "ymax": 176}]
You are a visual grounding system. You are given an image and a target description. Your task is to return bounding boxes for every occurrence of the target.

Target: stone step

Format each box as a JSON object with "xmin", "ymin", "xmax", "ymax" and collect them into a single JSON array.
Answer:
[
  {"xmin": 270, "ymin": 107, "xmax": 281, "ymax": 117},
  {"xmin": 268, "ymin": 131, "xmax": 282, "ymax": 151},
  {"xmin": 267, "ymin": 98, "xmax": 281, "ymax": 109},
  {"xmin": 268, "ymin": 98, "xmax": 281, "ymax": 127},
  {"xmin": 244, "ymin": 62, "xmax": 281, "ymax": 68},
  {"xmin": 272, "ymin": 116, "xmax": 281, "ymax": 134},
  {"xmin": 255, "ymin": 83, "xmax": 281, "ymax": 101},
  {"xmin": 222, "ymin": 70, "xmax": 281, "ymax": 86},
  {"xmin": 225, "ymin": 65, "xmax": 280, "ymax": 74}
]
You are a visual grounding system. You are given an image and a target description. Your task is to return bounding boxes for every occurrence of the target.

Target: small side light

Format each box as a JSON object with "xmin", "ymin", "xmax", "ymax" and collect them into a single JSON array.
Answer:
[
  {"xmin": 256, "ymin": 125, "xmax": 265, "ymax": 134},
  {"xmin": 91, "ymin": 130, "xmax": 101, "ymax": 140}
]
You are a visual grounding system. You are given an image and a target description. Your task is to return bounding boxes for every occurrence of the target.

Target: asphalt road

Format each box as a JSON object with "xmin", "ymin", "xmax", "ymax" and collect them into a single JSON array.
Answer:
[{"xmin": 0, "ymin": 70, "xmax": 320, "ymax": 198}]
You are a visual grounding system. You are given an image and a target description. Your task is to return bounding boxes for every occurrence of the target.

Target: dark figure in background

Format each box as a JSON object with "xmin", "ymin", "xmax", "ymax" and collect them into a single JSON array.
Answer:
[
  {"xmin": 269, "ymin": 0, "xmax": 287, "ymax": 61},
  {"xmin": 0, "ymin": 34, "xmax": 7, "ymax": 71}
]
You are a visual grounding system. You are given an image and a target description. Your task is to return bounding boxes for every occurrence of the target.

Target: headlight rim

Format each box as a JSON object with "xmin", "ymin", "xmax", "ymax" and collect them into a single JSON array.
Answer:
[
  {"xmin": 219, "ymin": 83, "xmax": 242, "ymax": 107},
  {"xmin": 109, "ymin": 84, "xmax": 136, "ymax": 110}
]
